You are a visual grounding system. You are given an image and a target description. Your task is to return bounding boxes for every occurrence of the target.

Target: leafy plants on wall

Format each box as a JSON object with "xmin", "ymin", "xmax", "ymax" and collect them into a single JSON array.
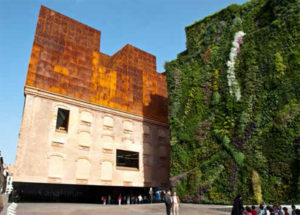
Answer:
[{"xmin": 166, "ymin": 0, "xmax": 300, "ymax": 204}]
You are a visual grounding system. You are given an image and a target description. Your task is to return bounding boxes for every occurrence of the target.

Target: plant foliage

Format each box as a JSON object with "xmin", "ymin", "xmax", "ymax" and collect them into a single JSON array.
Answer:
[{"xmin": 165, "ymin": 0, "xmax": 300, "ymax": 204}]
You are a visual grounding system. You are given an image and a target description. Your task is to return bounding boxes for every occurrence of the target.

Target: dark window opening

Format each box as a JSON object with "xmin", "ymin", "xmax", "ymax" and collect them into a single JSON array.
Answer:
[
  {"xmin": 56, "ymin": 108, "xmax": 69, "ymax": 131},
  {"xmin": 116, "ymin": 150, "xmax": 139, "ymax": 169}
]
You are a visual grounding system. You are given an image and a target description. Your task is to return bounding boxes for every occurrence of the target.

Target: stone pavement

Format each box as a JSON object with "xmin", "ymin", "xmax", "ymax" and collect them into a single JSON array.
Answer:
[
  {"xmin": 1, "ymin": 194, "xmax": 298, "ymax": 215},
  {"xmin": 1, "ymin": 201, "xmax": 231, "ymax": 215}
]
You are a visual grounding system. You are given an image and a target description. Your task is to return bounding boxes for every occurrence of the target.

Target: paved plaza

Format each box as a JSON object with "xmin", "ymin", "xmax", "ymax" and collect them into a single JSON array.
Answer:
[
  {"xmin": 1, "ymin": 195, "xmax": 299, "ymax": 215},
  {"xmin": 1, "ymin": 195, "xmax": 231, "ymax": 215},
  {"xmin": 1, "ymin": 203, "xmax": 231, "ymax": 215}
]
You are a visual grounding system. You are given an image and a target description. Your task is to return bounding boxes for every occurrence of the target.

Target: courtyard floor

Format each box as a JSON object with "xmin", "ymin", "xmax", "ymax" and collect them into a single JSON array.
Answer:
[
  {"xmin": 1, "ymin": 203, "xmax": 232, "ymax": 215},
  {"xmin": 1, "ymin": 195, "xmax": 297, "ymax": 215},
  {"xmin": 1, "ymin": 195, "xmax": 231, "ymax": 215}
]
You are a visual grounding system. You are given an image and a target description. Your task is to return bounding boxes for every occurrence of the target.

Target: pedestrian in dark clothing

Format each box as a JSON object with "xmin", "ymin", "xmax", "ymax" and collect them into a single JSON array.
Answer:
[
  {"xmin": 165, "ymin": 190, "xmax": 172, "ymax": 215},
  {"xmin": 231, "ymin": 194, "xmax": 243, "ymax": 215},
  {"xmin": 291, "ymin": 205, "xmax": 296, "ymax": 215}
]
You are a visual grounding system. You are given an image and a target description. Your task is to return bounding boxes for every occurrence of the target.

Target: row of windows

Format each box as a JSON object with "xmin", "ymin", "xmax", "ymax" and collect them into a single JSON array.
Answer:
[
  {"xmin": 55, "ymin": 108, "xmax": 167, "ymax": 138},
  {"xmin": 49, "ymin": 149, "xmax": 139, "ymax": 177},
  {"xmin": 55, "ymin": 108, "xmax": 136, "ymax": 132},
  {"xmin": 49, "ymin": 156, "xmax": 112, "ymax": 180}
]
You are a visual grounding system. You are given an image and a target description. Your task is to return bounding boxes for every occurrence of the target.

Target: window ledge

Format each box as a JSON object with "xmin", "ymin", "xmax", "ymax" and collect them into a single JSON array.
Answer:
[
  {"xmin": 79, "ymin": 145, "xmax": 90, "ymax": 151},
  {"xmin": 55, "ymin": 129, "xmax": 68, "ymax": 134},
  {"xmin": 51, "ymin": 142, "xmax": 64, "ymax": 147},
  {"xmin": 81, "ymin": 121, "xmax": 91, "ymax": 126},
  {"xmin": 116, "ymin": 166, "xmax": 139, "ymax": 171},
  {"xmin": 48, "ymin": 175, "xmax": 62, "ymax": 179}
]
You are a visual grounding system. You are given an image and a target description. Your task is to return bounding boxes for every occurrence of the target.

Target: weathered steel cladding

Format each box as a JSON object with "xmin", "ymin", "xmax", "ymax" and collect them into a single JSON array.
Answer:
[{"xmin": 26, "ymin": 6, "xmax": 168, "ymax": 123}]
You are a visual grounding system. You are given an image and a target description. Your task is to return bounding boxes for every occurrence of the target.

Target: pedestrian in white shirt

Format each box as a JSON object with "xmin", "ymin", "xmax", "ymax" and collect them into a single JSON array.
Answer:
[
  {"xmin": 138, "ymin": 195, "xmax": 143, "ymax": 204},
  {"xmin": 172, "ymin": 191, "xmax": 180, "ymax": 215}
]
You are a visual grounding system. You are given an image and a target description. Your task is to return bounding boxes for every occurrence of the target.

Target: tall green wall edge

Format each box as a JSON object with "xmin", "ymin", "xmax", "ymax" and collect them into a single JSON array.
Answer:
[{"xmin": 165, "ymin": 0, "xmax": 300, "ymax": 204}]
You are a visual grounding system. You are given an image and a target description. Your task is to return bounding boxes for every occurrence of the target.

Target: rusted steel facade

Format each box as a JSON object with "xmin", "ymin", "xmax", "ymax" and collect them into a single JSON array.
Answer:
[{"xmin": 26, "ymin": 6, "xmax": 168, "ymax": 123}]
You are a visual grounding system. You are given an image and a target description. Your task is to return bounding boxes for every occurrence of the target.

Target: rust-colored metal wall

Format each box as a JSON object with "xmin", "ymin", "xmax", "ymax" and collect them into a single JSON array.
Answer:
[{"xmin": 26, "ymin": 6, "xmax": 168, "ymax": 123}]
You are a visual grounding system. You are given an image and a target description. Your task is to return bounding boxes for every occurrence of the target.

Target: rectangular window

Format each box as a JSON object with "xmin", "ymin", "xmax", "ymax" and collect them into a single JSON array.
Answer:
[
  {"xmin": 116, "ymin": 150, "xmax": 139, "ymax": 169},
  {"xmin": 56, "ymin": 108, "xmax": 70, "ymax": 131}
]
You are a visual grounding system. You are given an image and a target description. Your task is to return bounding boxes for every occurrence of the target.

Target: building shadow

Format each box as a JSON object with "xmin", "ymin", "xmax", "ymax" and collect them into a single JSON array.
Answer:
[{"xmin": 142, "ymin": 93, "xmax": 170, "ymax": 197}]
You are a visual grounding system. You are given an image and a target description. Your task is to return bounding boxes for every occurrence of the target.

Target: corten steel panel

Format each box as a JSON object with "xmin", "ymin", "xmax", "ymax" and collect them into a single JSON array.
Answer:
[{"xmin": 26, "ymin": 6, "xmax": 168, "ymax": 123}]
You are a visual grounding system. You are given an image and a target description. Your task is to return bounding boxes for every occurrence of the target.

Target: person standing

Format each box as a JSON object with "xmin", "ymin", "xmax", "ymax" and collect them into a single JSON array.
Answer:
[
  {"xmin": 291, "ymin": 205, "xmax": 296, "ymax": 215},
  {"xmin": 108, "ymin": 195, "xmax": 111, "ymax": 205},
  {"xmin": 164, "ymin": 190, "xmax": 172, "ymax": 215},
  {"xmin": 231, "ymin": 194, "xmax": 243, "ymax": 215},
  {"xmin": 131, "ymin": 195, "xmax": 135, "ymax": 204},
  {"xmin": 172, "ymin": 191, "xmax": 180, "ymax": 215},
  {"xmin": 118, "ymin": 194, "xmax": 122, "ymax": 205},
  {"xmin": 102, "ymin": 196, "xmax": 106, "ymax": 205},
  {"xmin": 149, "ymin": 187, "xmax": 153, "ymax": 203},
  {"xmin": 274, "ymin": 205, "xmax": 280, "ymax": 215},
  {"xmin": 252, "ymin": 205, "xmax": 258, "ymax": 215},
  {"xmin": 160, "ymin": 190, "xmax": 165, "ymax": 201},
  {"xmin": 283, "ymin": 207, "xmax": 289, "ymax": 215},
  {"xmin": 244, "ymin": 206, "xmax": 252, "ymax": 215},
  {"xmin": 126, "ymin": 195, "xmax": 130, "ymax": 205},
  {"xmin": 258, "ymin": 204, "xmax": 266, "ymax": 215},
  {"xmin": 138, "ymin": 194, "xmax": 143, "ymax": 204}
]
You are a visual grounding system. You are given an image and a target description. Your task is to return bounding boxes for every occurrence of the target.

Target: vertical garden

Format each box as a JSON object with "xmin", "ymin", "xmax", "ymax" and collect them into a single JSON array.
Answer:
[{"xmin": 165, "ymin": 0, "xmax": 300, "ymax": 204}]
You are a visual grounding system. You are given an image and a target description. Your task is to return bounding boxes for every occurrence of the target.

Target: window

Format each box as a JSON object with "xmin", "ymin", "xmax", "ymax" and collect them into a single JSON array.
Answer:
[
  {"xmin": 76, "ymin": 158, "xmax": 90, "ymax": 179},
  {"xmin": 80, "ymin": 111, "xmax": 93, "ymax": 124},
  {"xmin": 102, "ymin": 135, "xmax": 113, "ymax": 150},
  {"xmin": 116, "ymin": 150, "xmax": 139, "ymax": 169},
  {"xmin": 103, "ymin": 116, "xmax": 114, "ymax": 127},
  {"xmin": 56, "ymin": 108, "xmax": 69, "ymax": 131},
  {"xmin": 78, "ymin": 131, "xmax": 91, "ymax": 147},
  {"xmin": 101, "ymin": 161, "xmax": 113, "ymax": 181},
  {"xmin": 123, "ymin": 121, "xmax": 133, "ymax": 131},
  {"xmin": 48, "ymin": 155, "xmax": 63, "ymax": 178},
  {"xmin": 143, "ymin": 125, "xmax": 150, "ymax": 134}
]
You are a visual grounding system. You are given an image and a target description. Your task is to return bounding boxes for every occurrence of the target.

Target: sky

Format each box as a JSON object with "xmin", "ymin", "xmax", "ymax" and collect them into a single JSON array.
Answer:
[{"xmin": 0, "ymin": 0, "xmax": 248, "ymax": 165}]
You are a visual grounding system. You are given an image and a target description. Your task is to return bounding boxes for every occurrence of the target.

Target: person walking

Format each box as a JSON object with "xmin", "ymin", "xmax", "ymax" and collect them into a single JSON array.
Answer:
[
  {"xmin": 231, "ymin": 194, "xmax": 243, "ymax": 215},
  {"xmin": 164, "ymin": 190, "xmax": 172, "ymax": 215},
  {"xmin": 172, "ymin": 191, "xmax": 180, "ymax": 215}
]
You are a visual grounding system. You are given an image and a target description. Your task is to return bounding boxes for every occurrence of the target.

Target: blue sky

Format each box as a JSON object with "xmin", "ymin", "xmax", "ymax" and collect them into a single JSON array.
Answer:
[{"xmin": 0, "ymin": 0, "xmax": 248, "ymax": 165}]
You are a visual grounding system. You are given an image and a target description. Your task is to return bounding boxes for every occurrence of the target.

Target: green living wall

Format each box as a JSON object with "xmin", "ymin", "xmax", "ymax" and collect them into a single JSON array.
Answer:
[{"xmin": 165, "ymin": 0, "xmax": 300, "ymax": 204}]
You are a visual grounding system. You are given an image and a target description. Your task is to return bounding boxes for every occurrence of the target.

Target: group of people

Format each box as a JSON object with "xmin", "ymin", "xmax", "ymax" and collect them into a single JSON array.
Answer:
[
  {"xmin": 99, "ymin": 189, "xmax": 181, "ymax": 215},
  {"xmin": 101, "ymin": 194, "xmax": 148, "ymax": 205},
  {"xmin": 164, "ymin": 190, "xmax": 180, "ymax": 215},
  {"xmin": 232, "ymin": 194, "xmax": 300, "ymax": 215},
  {"xmin": 243, "ymin": 205, "xmax": 299, "ymax": 215}
]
